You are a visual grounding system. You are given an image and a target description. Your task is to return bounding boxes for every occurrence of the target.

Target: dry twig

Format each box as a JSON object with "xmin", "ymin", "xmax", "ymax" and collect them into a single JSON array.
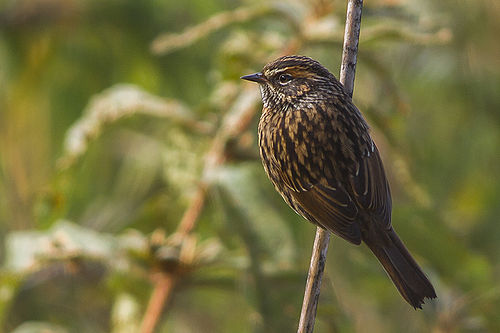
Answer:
[
  {"xmin": 297, "ymin": 1, "xmax": 364, "ymax": 332},
  {"xmin": 151, "ymin": 6, "xmax": 272, "ymax": 55},
  {"xmin": 139, "ymin": 272, "xmax": 176, "ymax": 333},
  {"xmin": 138, "ymin": 86, "xmax": 261, "ymax": 333}
]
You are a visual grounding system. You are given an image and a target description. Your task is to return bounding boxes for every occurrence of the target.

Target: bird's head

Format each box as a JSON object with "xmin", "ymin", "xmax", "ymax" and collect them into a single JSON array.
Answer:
[{"xmin": 241, "ymin": 55, "xmax": 340, "ymax": 108}]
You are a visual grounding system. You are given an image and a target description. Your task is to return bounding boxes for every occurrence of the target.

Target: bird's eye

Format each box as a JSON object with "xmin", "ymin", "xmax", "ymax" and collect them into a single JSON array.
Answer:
[{"xmin": 278, "ymin": 73, "xmax": 293, "ymax": 84}]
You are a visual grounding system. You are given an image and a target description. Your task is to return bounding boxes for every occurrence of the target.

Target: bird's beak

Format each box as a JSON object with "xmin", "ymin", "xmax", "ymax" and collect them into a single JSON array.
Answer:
[{"xmin": 240, "ymin": 72, "xmax": 265, "ymax": 83}]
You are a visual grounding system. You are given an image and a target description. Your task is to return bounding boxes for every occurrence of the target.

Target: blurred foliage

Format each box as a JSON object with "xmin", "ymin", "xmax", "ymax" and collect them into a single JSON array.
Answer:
[{"xmin": 1, "ymin": 0, "xmax": 499, "ymax": 332}]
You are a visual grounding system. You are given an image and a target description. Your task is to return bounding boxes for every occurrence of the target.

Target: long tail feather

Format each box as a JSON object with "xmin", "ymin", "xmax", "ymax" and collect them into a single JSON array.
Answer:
[{"xmin": 362, "ymin": 226, "xmax": 436, "ymax": 309}]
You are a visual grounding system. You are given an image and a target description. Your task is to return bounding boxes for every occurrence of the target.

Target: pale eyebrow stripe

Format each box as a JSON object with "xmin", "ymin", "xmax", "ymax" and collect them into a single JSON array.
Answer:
[{"xmin": 266, "ymin": 66, "xmax": 308, "ymax": 76}]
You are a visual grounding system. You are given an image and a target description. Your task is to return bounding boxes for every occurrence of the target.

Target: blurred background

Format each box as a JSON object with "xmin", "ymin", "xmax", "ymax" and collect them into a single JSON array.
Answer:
[{"xmin": 1, "ymin": 0, "xmax": 500, "ymax": 332}]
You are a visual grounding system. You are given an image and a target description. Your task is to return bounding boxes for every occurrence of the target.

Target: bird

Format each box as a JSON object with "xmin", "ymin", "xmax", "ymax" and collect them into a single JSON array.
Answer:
[{"xmin": 241, "ymin": 55, "xmax": 436, "ymax": 309}]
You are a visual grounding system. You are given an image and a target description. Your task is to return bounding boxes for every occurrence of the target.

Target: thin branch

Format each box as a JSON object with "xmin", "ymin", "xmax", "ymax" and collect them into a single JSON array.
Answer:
[
  {"xmin": 297, "ymin": 1, "xmax": 364, "ymax": 332},
  {"xmin": 305, "ymin": 24, "xmax": 452, "ymax": 48},
  {"xmin": 176, "ymin": 183, "xmax": 208, "ymax": 236},
  {"xmin": 340, "ymin": 0, "xmax": 364, "ymax": 97},
  {"xmin": 139, "ymin": 272, "xmax": 177, "ymax": 333},
  {"xmin": 297, "ymin": 230, "xmax": 331, "ymax": 333},
  {"xmin": 151, "ymin": 6, "xmax": 273, "ymax": 55},
  {"xmin": 138, "ymin": 86, "xmax": 261, "ymax": 333}
]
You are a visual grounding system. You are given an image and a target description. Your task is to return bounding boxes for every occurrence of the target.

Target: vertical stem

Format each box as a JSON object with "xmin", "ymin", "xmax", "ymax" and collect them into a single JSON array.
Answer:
[
  {"xmin": 340, "ymin": 0, "xmax": 364, "ymax": 96},
  {"xmin": 296, "ymin": 1, "xmax": 363, "ymax": 332},
  {"xmin": 140, "ymin": 273, "xmax": 177, "ymax": 333},
  {"xmin": 297, "ymin": 230, "xmax": 330, "ymax": 333}
]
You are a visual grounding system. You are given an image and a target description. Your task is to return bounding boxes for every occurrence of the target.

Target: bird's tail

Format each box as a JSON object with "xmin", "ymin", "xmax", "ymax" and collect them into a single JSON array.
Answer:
[{"xmin": 362, "ymin": 225, "xmax": 436, "ymax": 309}]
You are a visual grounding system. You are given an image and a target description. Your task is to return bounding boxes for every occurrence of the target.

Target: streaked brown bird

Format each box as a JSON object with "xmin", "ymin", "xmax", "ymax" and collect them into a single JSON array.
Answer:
[{"xmin": 241, "ymin": 55, "xmax": 436, "ymax": 309}]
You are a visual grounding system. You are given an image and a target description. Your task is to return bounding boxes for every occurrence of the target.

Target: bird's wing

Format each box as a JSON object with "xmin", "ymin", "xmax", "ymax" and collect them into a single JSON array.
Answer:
[
  {"xmin": 290, "ymin": 182, "xmax": 362, "ymax": 244},
  {"xmin": 348, "ymin": 143, "xmax": 392, "ymax": 228},
  {"xmin": 280, "ymin": 144, "xmax": 391, "ymax": 245}
]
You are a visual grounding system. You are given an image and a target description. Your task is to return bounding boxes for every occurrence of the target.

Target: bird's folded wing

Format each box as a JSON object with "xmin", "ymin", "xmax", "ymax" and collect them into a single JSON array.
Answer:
[
  {"xmin": 291, "ymin": 183, "xmax": 362, "ymax": 244},
  {"xmin": 279, "ymin": 144, "xmax": 391, "ymax": 244},
  {"xmin": 348, "ymin": 144, "xmax": 392, "ymax": 228}
]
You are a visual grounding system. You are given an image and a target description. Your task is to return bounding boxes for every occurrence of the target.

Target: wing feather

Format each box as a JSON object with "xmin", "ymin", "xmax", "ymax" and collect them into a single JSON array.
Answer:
[
  {"xmin": 291, "ymin": 183, "xmax": 362, "ymax": 244},
  {"xmin": 273, "ymin": 138, "xmax": 391, "ymax": 244},
  {"xmin": 349, "ymin": 144, "xmax": 392, "ymax": 227}
]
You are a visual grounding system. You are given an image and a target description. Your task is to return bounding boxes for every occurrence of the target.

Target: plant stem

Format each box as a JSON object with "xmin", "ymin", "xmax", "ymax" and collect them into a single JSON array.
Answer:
[
  {"xmin": 340, "ymin": 0, "xmax": 364, "ymax": 97},
  {"xmin": 297, "ymin": 229, "xmax": 330, "ymax": 333},
  {"xmin": 139, "ymin": 272, "xmax": 177, "ymax": 333},
  {"xmin": 296, "ymin": 1, "xmax": 364, "ymax": 332}
]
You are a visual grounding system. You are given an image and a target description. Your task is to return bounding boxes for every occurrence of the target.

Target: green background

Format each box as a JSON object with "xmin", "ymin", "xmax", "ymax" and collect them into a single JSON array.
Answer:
[{"xmin": 1, "ymin": 0, "xmax": 499, "ymax": 332}]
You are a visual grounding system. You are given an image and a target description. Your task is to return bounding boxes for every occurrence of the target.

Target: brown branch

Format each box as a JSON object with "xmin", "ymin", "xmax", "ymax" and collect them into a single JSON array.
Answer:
[
  {"xmin": 138, "ymin": 84, "xmax": 261, "ymax": 333},
  {"xmin": 151, "ymin": 6, "xmax": 273, "ymax": 55},
  {"xmin": 297, "ymin": 1, "xmax": 364, "ymax": 332},
  {"xmin": 297, "ymin": 230, "xmax": 331, "ymax": 333},
  {"xmin": 139, "ymin": 272, "xmax": 177, "ymax": 333},
  {"xmin": 176, "ymin": 183, "xmax": 209, "ymax": 236},
  {"xmin": 340, "ymin": 0, "xmax": 364, "ymax": 98}
]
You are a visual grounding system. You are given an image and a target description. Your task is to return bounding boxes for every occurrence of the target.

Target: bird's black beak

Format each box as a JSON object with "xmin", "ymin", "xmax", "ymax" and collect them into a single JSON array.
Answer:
[{"xmin": 240, "ymin": 72, "xmax": 265, "ymax": 83}]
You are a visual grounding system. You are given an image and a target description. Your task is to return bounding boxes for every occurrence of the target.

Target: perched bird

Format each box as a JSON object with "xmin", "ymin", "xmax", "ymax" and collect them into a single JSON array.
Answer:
[{"xmin": 241, "ymin": 55, "xmax": 436, "ymax": 309}]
